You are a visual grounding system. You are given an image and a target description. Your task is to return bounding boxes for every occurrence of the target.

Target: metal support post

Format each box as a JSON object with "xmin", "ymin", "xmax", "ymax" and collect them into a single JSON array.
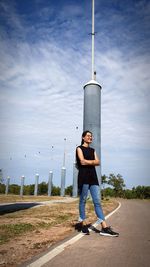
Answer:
[
  {"xmin": 72, "ymin": 162, "xmax": 78, "ymax": 197},
  {"xmin": 34, "ymin": 174, "xmax": 39, "ymax": 196},
  {"xmin": 5, "ymin": 176, "xmax": 10, "ymax": 195},
  {"xmin": 61, "ymin": 167, "xmax": 66, "ymax": 197},
  {"xmin": 48, "ymin": 171, "xmax": 53, "ymax": 196},
  {"xmin": 20, "ymin": 175, "xmax": 25, "ymax": 197}
]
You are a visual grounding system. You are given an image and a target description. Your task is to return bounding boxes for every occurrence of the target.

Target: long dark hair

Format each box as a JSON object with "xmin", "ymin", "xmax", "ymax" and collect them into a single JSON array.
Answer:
[{"xmin": 81, "ymin": 130, "xmax": 92, "ymax": 145}]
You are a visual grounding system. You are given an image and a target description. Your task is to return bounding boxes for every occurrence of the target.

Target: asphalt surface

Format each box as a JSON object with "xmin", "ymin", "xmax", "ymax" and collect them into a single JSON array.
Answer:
[
  {"xmin": 0, "ymin": 202, "xmax": 41, "ymax": 215},
  {"xmin": 27, "ymin": 199, "xmax": 150, "ymax": 267}
]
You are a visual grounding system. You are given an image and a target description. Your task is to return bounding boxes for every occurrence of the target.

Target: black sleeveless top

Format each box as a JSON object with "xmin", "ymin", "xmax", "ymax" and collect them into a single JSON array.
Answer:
[{"xmin": 76, "ymin": 145, "xmax": 99, "ymax": 188}]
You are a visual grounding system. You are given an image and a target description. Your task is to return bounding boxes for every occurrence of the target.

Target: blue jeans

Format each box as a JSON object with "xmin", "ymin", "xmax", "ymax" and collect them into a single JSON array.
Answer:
[{"xmin": 79, "ymin": 184, "xmax": 105, "ymax": 224}]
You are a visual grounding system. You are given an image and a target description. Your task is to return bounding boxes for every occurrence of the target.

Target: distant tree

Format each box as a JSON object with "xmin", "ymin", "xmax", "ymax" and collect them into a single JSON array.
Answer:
[
  {"xmin": 134, "ymin": 186, "xmax": 143, "ymax": 199},
  {"xmin": 24, "ymin": 184, "xmax": 34, "ymax": 195},
  {"xmin": 9, "ymin": 184, "xmax": 20, "ymax": 195},
  {"xmin": 103, "ymin": 187, "xmax": 115, "ymax": 197},
  {"xmin": 124, "ymin": 186, "xmax": 150, "ymax": 199},
  {"xmin": 134, "ymin": 185, "xmax": 150, "ymax": 199},
  {"xmin": 101, "ymin": 175, "xmax": 108, "ymax": 188},
  {"xmin": 124, "ymin": 189, "xmax": 133, "ymax": 199},
  {"xmin": 101, "ymin": 175, "xmax": 108, "ymax": 199},
  {"xmin": 108, "ymin": 173, "xmax": 126, "ymax": 197},
  {"xmin": 0, "ymin": 183, "xmax": 5, "ymax": 194},
  {"xmin": 52, "ymin": 186, "xmax": 60, "ymax": 196},
  {"xmin": 0, "ymin": 169, "xmax": 3, "ymax": 183},
  {"xmin": 143, "ymin": 186, "xmax": 150, "ymax": 199},
  {"xmin": 131, "ymin": 187, "xmax": 137, "ymax": 198},
  {"xmin": 65, "ymin": 185, "xmax": 73, "ymax": 196},
  {"xmin": 38, "ymin": 182, "xmax": 48, "ymax": 195}
]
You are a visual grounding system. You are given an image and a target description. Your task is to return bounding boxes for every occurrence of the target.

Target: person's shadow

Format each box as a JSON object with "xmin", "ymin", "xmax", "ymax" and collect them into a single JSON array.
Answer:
[{"xmin": 74, "ymin": 222, "xmax": 100, "ymax": 233}]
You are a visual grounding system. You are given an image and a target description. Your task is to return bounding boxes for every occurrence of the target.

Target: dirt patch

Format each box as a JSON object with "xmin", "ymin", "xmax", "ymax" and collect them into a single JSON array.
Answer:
[
  {"xmin": 0, "ymin": 197, "xmax": 119, "ymax": 267},
  {"xmin": 0, "ymin": 225, "xmax": 74, "ymax": 267}
]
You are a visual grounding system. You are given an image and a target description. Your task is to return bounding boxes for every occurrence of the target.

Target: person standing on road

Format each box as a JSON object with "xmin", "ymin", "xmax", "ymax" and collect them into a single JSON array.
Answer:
[{"xmin": 76, "ymin": 130, "xmax": 119, "ymax": 237}]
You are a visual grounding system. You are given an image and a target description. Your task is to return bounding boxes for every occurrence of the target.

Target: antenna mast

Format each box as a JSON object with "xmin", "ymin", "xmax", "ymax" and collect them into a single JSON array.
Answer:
[
  {"xmin": 83, "ymin": 0, "xmax": 102, "ymax": 187},
  {"xmin": 92, "ymin": 0, "xmax": 95, "ymax": 80}
]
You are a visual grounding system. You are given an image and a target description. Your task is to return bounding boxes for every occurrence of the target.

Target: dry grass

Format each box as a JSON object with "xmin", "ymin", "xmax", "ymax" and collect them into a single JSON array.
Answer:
[{"xmin": 0, "ymin": 194, "xmax": 65, "ymax": 203}]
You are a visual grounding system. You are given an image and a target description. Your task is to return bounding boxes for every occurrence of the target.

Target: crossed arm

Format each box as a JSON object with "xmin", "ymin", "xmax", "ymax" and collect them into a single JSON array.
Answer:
[{"xmin": 77, "ymin": 147, "xmax": 100, "ymax": 166}]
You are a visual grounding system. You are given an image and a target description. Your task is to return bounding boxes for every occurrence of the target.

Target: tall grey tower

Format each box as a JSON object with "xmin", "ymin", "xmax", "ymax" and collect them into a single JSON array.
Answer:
[{"xmin": 83, "ymin": 0, "xmax": 102, "ymax": 184}]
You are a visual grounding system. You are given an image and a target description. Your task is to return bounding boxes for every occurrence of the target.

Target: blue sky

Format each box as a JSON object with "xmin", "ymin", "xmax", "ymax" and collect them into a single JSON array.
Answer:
[{"xmin": 0, "ymin": 0, "xmax": 150, "ymax": 189}]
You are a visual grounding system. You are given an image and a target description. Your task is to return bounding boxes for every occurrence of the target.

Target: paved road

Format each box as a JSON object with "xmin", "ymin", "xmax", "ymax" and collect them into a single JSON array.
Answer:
[
  {"xmin": 0, "ymin": 202, "xmax": 41, "ymax": 215},
  {"xmin": 27, "ymin": 199, "xmax": 150, "ymax": 267}
]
